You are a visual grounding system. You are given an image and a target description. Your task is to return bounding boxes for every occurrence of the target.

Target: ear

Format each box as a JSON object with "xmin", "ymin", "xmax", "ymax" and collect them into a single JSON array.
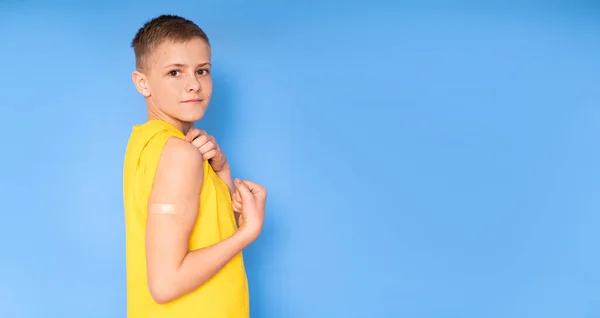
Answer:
[{"xmin": 132, "ymin": 70, "xmax": 151, "ymax": 97}]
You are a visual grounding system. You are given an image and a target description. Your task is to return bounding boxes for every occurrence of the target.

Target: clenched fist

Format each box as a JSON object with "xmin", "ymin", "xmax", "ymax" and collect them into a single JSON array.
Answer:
[
  {"xmin": 185, "ymin": 128, "xmax": 228, "ymax": 172},
  {"xmin": 233, "ymin": 178, "xmax": 266, "ymax": 242}
]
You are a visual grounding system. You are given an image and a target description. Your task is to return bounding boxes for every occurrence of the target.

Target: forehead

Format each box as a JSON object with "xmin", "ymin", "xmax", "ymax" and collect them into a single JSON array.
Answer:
[{"xmin": 148, "ymin": 37, "xmax": 211, "ymax": 67}]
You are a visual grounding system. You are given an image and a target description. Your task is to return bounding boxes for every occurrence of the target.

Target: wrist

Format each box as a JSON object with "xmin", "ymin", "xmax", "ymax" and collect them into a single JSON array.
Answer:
[
  {"xmin": 235, "ymin": 226, "xmax": 260, "ymax": 247},
  {"xmin": 221, "ymin": 161, "xmax": 232, "ymax": 174}
]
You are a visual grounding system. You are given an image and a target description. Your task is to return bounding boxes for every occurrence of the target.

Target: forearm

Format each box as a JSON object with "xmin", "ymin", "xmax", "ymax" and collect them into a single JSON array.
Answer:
[
  {"xmin": 216, "ymin": 163, "xmax": 242, "ymax": 226},
  {"xmin": 155, "ymin": 232, "xmax": 249, "ymax": 303},
  {"xmin": 215, "ymin": 163, "xmax": 235, "ymax": 196}
]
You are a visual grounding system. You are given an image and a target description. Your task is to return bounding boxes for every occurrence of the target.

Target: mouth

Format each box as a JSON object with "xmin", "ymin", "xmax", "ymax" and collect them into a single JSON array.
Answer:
[{"xmin": 181, "ymin": 99, "xmax": 203, "ymax": 103}]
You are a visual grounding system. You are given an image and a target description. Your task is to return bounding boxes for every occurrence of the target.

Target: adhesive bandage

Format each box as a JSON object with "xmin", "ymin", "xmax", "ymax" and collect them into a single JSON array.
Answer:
[{"xmin": 149, "ymin": 203, "xmax": 178, "ymax": 215}]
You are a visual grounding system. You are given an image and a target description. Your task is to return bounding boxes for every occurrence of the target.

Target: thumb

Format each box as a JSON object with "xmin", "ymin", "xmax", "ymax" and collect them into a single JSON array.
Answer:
[
  {"xmin": 235, "ymin": 179, "xmax": 255, "ymax": 202},
  {"xmin": 241, "ymin": 180, "xmax": 265, "ymax": 197}
]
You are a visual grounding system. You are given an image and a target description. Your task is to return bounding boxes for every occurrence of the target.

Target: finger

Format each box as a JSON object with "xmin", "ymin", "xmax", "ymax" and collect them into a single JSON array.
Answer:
[
  {"xmin": 235, "ymin": 178, "xmax": 255, "ymax": 202},
  {"xmin": 203, "ymin": 149, "xmax": 217, "ymax": 160},
  {"xmin": 234, "ymin": 191, "xmax": 242, "ymax": 204},
  {"xmin": 241, "ymin": 180, "xmax": 265, "ymax": 195},
  {"xmin": 190, "ymin": 135, "xmax": 209, "ymax": 148},
  {"xmin": 189, "ymin": 129, "xmax": 207, "ymax": 142},
  {"xmin": 184, "ymin": 129, "xmax": 196, "ymax": 141},
  {"xmin": 233, "ymin": 201, "xmax": 243, "ymax": 212},
  {"xmin": 197, "ymin": 140, "xmax": 214, "ymax": 154},
  {"xmin": 185, "ymin": 128, "xmax": 203, "ymax": 142},
  {"xmin": 233, "ymin": 196, "xmax": 242, "ymax": 205}
]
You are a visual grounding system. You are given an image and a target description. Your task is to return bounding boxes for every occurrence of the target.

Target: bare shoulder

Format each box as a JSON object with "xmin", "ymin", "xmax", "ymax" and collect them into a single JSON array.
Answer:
[
  {"xmin": 150, "ymin": 137, "xmax": 204, "ymax": 203},
  {"xmin": 161, "ymin": 137, "xmax": 203, "ymax": 170}
]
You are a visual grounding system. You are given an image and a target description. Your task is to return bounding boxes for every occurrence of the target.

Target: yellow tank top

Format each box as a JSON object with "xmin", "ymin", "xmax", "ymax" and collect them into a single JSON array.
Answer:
[{"xmin": 122, "ymin": 119, "xmax": 249, "ymax": 318}]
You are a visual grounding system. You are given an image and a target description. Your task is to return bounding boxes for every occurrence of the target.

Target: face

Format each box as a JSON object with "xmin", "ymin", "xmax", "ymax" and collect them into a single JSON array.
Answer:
[{"xmin": 132, "ymin": 37, "xmax": 212, "ymax": 125}]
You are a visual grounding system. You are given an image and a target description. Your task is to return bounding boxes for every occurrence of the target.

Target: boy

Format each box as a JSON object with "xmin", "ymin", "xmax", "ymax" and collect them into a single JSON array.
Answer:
[{"xmin": 122, "ymin": 14, "xmax": 266, "ymax": 317}]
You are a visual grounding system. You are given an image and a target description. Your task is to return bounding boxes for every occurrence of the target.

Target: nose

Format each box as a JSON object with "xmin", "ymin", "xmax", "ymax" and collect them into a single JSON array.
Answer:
[{"xmin": 185, "ymin": 74, "xmax": 202, "ymax": 92}]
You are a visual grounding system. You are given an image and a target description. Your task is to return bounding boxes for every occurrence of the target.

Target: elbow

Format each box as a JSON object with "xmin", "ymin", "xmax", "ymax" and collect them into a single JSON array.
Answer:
[
  {"xmin": 150, "ymin": 290, "xmax": 172, "ymax": 305},
  {"xmin": 148, "ymin": 279, "xmax": 177, "ymax": 305}
]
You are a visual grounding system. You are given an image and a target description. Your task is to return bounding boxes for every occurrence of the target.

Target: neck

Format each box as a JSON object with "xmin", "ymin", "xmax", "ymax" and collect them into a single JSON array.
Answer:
[{"xmin": 147, "ymin": 105, "xmax": 194, "ymax": 135}]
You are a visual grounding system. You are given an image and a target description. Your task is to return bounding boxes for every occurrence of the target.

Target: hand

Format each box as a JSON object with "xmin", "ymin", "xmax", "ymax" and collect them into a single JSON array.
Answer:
[
  {"xmin": 233, "ymin": 178, "xmax": 267, "ymax": 242},
  {"xmin": 185, "ymin": 128, "xmax": 228, "ymax": 172},
  {"xmin": 232, "ymin": 187, "xmax": 243, "ymax": 213}
]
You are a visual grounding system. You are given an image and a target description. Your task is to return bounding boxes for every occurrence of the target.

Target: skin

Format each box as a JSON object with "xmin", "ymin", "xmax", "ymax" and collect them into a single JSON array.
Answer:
[{"xmin": 131, "ymin": 37, "xmax": 266, "ymax": 304}]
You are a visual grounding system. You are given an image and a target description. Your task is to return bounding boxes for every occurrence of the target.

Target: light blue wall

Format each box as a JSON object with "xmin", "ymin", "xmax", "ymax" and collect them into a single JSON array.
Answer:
[{"xmin": 1, "ymin": 1, "xmax": 600, "ymax": 317}]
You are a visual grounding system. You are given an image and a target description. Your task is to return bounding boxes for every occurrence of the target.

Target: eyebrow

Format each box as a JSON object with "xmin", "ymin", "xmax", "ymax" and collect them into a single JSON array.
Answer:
[{"xmin": 164, "ymin": 62, "xmax": 211, "ymax": 69}]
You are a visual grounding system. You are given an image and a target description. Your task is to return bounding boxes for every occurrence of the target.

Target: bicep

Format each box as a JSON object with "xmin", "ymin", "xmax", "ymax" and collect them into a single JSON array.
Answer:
[{"xmin": 146, "ymin": 138, "xmax": 204, "ymax": 287}]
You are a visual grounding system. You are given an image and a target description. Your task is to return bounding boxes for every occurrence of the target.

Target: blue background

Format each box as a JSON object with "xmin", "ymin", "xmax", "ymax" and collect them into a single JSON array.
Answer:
[{"xmin": 1, "ymin": 1, "xmax": 600, "ymax": 317}]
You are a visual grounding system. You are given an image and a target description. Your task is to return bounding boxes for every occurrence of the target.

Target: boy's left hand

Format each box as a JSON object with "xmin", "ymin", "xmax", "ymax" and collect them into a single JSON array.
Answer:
[
  {"xmin": 232, "ymin": 187, "xmax": 243, "ymax": 213},
  {"xmin": 185, "ymin": 128, "xmax": 228, "ymax": 172}
]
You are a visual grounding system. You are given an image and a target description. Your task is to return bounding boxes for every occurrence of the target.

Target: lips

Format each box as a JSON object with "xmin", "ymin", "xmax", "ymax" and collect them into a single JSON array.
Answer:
[{"xmin": 182, "ymin": 99, "xmax": 203, "ymax": 103}]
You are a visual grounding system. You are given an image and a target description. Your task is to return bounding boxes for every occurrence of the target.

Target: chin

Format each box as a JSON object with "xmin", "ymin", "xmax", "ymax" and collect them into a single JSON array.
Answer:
[
  {"xmin": 173, "ymin": 102, "xmax": 208, "ymax": 122},
  {"xmin": 179, "ymin": 110, "xmax": 206, "ymax": 122}
]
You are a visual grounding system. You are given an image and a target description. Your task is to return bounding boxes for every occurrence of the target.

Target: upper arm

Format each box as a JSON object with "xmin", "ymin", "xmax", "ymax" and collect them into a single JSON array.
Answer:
[{"xmin": 145, "ymin": 137, "xmax": 204, "ymax": 298}]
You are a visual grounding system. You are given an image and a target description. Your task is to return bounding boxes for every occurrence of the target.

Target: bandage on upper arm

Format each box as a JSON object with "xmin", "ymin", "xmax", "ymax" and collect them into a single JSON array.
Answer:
[{"xmin": 149, "ymin": 203, "xmax": 179, "ymax": 215}]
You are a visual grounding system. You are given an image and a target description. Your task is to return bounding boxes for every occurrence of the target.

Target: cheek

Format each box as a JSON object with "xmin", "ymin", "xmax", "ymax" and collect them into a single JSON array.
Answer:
[
  {"xmin": 169, "ymin": 81, "xmax": 184, "ymax": 99},
  {"xmin": 157, "ymin": 81, "xmax": 181, "ymax": 98},
  {"xmin": 150, "ymin": 83, "xmax": 182, "ymax": 109},
  {"xmin": 201, "ymin": 78, "xmax": 213, "ymax": 94}
]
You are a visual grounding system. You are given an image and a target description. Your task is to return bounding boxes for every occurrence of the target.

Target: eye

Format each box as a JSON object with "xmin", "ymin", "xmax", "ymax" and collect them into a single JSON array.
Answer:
[
  {"xmin": 196, "ymin": 69, "xmax": 210, "ymax": 76},
  {"xmin": 168, "ymin": 70, "xmax": 180, "ymax": 77}
]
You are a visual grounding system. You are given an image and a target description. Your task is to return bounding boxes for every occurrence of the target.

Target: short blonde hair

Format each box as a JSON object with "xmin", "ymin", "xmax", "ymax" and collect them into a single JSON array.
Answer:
[{"xmin": 131, "ymin": 14, "xmax": 210, "ymax": 70}]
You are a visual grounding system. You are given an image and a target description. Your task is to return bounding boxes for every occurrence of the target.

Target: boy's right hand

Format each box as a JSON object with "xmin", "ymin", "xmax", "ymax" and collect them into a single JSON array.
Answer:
[{"xmin": 234, "ymin": 178, "xmax": 267, "ymax": 243}]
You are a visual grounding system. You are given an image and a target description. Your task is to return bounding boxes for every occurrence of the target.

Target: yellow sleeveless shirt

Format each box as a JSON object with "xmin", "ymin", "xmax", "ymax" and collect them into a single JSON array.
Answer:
[{"xmin": 122, "ymin": 119, "xmax": 249, "ymax": 318}]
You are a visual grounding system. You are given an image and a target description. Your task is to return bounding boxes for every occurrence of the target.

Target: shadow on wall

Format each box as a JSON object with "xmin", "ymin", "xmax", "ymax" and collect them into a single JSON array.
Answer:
[{"xmin": 197, "ymin": 70, "xmax": 288, "ymax": 316}]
